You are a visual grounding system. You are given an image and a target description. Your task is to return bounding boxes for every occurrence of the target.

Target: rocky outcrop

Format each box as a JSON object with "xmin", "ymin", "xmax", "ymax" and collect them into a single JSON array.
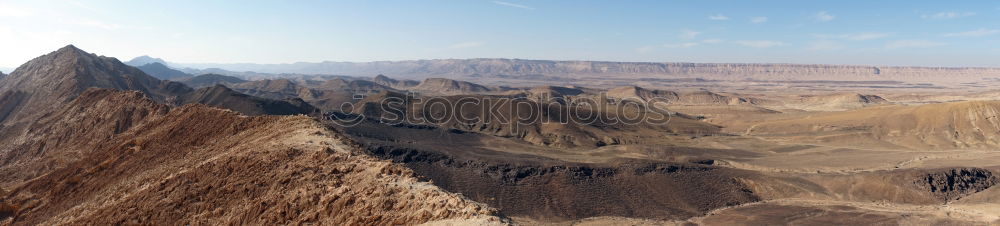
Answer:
[{"xmin": 915, "ymin": 168, "xmax": 998, "ymax": 201}]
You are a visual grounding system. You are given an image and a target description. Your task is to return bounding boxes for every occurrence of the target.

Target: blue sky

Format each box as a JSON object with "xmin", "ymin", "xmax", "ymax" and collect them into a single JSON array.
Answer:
[{"xmin": 2, "ymin": 0, "xmax": 1000, "ymax": 69}]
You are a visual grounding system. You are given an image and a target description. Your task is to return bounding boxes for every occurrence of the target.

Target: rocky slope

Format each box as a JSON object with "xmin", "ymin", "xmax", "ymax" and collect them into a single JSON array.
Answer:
[
  {"xmin": 0, "ymin": 89, "xmax": 169, "ymax": 187},
  {"xmin": 0, "ymin": 88, "xmax": 505, "ymax": 225}
]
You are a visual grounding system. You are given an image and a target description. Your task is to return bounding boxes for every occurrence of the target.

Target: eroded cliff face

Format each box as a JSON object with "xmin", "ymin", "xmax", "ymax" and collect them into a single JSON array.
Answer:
[{"xmin": 0, "ymin": 89, "xmax": 505, "ymax": 225}]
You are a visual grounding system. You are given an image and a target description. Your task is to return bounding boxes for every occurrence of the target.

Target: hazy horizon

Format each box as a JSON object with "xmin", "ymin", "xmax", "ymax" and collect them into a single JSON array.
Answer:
[{"xmin": 3, "ymin": 1, "xmax": 1000, "ymax": 68}]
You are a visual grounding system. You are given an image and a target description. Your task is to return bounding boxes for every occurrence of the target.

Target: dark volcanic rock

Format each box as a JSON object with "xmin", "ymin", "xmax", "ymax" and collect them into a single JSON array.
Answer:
[
  {"xmin": 362, "ymin": 144, "xmax": 760, "ymax": 221},
  {"xmin": 915, "ymin": 168, "xmax": 999, "ymax": 201}
]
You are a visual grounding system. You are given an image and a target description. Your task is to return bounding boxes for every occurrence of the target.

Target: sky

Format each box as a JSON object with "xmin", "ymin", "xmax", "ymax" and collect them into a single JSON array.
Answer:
[{"xmin": 2, "ymin": 0, "xmax": 1000, "ymax": 70}]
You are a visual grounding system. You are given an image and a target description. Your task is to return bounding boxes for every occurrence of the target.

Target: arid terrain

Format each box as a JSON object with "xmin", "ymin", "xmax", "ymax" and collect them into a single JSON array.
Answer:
[{"xmin": 2, "ymin": 46, "xmax": 999, "ymax": 225}]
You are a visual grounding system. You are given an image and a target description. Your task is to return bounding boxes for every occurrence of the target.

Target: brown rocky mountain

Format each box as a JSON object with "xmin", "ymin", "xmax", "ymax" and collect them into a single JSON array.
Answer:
[
  {"xmin": 0, "ymin": 88, "xmax": 505, "ymax": 225},
  {"xmin": 0, "ymin": 45, "xmax": 191, "ymax": 147},
  {"xmin": 0, "ymin": 46, "xmax": 508, "ymax": 225}
]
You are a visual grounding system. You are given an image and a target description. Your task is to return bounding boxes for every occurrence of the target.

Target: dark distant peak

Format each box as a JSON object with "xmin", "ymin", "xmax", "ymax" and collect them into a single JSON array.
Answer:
[{"xmin": 126, "ymin": 55, "xmax": 168, "ymax": 67}]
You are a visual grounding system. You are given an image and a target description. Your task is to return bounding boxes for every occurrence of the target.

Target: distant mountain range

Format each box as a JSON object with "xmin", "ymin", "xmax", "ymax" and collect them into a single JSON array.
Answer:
[{"xmin": 128, "ymin": 57, "xmax": 1000, "ymax": 84}]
